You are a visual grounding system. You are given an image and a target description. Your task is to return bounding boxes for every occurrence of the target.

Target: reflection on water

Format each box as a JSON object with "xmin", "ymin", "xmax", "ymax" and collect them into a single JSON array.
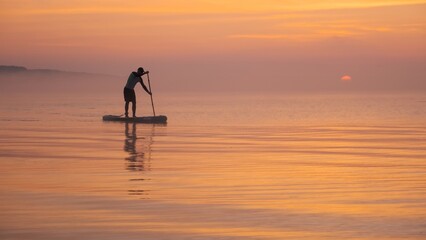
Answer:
[
  {"xmin": 124, "ymin": 122, "xmax": 156, "ymax": 197},
  {"xmin": 0, "ymin": 94, "xmax": 425, "ymax": 240},
  {"xmin": 124, "ymin": 122, "xmax": 152, "ymax": 172}
]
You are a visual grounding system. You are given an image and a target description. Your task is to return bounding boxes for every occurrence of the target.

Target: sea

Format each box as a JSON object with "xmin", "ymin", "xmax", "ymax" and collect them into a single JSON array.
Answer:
[{"xmin": 0, "ymin": 91, "xmax": 425, "ymax": 239}]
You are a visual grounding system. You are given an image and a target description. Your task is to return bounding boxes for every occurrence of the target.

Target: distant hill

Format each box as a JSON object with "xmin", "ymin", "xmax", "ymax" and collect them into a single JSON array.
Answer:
[
  {"xmin": 0, "ymin": 65, "xmax": 116, "ymax": 77},
  {"xmin": 0, "ymin": 65, "xmax": 122, "ymax": 95},
  {"xmin": 0, "ymin": 65, "xmax": 28, "ymax": 72}
]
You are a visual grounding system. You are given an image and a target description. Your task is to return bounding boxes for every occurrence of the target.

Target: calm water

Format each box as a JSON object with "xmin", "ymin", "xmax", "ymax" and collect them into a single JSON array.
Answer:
[{"xmin": 0, "ymin": 93, "xmax": 425, "ymax": 239}]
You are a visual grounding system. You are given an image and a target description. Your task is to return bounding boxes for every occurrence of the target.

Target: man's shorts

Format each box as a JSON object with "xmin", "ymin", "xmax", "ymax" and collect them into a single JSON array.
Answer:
[{"xmin": 123, "ymin": 87, "xmax": 136, "ymax": 102}]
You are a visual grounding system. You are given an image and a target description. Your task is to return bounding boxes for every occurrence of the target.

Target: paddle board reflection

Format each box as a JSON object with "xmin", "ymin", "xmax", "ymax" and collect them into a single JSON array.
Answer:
[{"xmin": 124, "ymin": 122, "xmax": 154, "ymax": 197}]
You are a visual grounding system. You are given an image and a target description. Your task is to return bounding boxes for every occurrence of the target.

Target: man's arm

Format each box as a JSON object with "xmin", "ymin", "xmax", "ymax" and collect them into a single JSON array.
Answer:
[{"xmin": 140, "ymin": 78, "xmax": 152, "ymax": 95}]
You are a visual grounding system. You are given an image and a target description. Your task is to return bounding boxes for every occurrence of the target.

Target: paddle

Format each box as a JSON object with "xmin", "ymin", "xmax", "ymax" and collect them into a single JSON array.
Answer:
[{"xmin": 146, "ymin": 72, "xmax": 156, "ymax": 117}]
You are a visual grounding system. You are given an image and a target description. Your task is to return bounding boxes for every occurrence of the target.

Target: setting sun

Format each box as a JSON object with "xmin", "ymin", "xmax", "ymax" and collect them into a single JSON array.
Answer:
[{"xmin": 341, "ymin": 75, "xmax": 352, "ymax": 81}]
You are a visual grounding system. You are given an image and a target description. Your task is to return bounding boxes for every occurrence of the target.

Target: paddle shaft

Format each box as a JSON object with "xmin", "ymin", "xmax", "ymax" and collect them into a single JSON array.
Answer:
[{"xmin": 147, "ymin": 73, "xmax": 156, "ymax": 116}]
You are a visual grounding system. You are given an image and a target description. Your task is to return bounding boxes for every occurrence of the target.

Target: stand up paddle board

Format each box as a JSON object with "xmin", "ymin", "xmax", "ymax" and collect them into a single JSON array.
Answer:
[{"xmin": 102, "ymin": 115, "xmax": 167, "ymax": 123}]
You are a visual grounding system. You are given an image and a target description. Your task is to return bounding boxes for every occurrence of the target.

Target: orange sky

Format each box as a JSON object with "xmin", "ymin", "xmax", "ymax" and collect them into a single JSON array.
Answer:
[{"xmin": 0, "ymin": 0, "xmax": 425, "ymax": 92}]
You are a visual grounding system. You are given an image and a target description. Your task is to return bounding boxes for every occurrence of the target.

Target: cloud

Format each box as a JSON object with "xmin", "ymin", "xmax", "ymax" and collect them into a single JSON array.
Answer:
[
  {"xmin": 2, "ymin": 0, "xmax": 426, "ymax": 16},
  {"xmin": 225, "ymin": 3, "xmax": 425, "ymax": 42},
  {"xmin": 229, "ymin": 34, "xmax": 300, "ymax": 40}
]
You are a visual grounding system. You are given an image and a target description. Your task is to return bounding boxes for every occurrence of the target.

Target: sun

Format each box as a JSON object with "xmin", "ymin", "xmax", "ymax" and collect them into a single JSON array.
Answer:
[{"xmin": 341, "ymin": 75, "xmax": 352, "ymax": 81}]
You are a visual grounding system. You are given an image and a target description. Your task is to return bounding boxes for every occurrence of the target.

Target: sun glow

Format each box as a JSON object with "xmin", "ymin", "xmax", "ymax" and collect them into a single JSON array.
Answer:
[
  {"xmin": 341, "ymin": 75, "xmax": 352, "ymax": 81},
  {"xmin": 0, "ymin": 0, "xmax": 425, "ymax": 81}
]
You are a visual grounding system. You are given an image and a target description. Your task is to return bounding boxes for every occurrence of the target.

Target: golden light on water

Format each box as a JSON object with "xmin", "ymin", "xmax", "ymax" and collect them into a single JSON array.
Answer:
[{"xmin": 1, "ymin": 117, "xmax": 425, "ymax": 239}]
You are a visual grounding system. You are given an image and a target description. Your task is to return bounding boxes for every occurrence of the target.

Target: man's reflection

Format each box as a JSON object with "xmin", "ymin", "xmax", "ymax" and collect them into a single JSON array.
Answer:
[
  {"xmin": 124, "ymin": 122, "xmax": 154, "ymax": 197},
  {"xmin": 124, "ymin": 122, "xmax": 146, "ymax": 171}
]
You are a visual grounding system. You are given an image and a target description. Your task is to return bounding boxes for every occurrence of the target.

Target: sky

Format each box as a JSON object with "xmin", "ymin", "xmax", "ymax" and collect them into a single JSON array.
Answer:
[{"xmin": 1, "ymin": 0, "xmax": 425, "ymax": 92}]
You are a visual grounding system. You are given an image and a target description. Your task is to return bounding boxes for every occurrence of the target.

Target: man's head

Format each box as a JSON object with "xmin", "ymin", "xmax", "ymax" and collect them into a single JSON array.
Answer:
[{"xmin": 137, "ymin": 67, "xmax": 145, "ymax": 76}]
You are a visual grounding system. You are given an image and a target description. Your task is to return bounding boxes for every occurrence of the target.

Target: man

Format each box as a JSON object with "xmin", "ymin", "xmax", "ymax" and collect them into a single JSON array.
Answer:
[{"xmin": 124, "ymin": 67, "xmax": 152, "ymax": 117}]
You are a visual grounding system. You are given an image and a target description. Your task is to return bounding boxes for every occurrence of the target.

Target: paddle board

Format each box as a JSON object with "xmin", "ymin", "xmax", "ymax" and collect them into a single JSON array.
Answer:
[{"xmin": 102, "ymin": 115, "xmax": 167, "ymax": 123}]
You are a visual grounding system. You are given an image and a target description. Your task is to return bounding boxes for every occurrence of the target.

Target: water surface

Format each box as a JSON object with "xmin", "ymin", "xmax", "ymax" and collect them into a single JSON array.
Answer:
[{"xmin": 0, "ymin": 93, "xmax": 425, "ymax": 239}]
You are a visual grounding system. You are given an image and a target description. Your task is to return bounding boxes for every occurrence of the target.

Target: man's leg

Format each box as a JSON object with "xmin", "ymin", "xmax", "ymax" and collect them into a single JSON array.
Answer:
[
  {"xmin": 132, "ymin": 101, "xmax": 136, "ymax": 117},
  {"xmin": 125, "ymin": 101, "xmax": 129, "ymax": 117}
]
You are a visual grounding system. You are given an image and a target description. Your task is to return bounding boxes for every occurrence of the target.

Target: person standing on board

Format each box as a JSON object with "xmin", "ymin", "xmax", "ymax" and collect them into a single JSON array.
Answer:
[{"xmin": 124, "ymin": 67, "xmax": 152, "ymax": 118}]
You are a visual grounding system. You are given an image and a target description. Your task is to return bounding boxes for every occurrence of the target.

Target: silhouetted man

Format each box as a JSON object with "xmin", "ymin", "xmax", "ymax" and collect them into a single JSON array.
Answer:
[{"xmin": 124, "ymin": 67, "xmax": 151, "ymax": 117}]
